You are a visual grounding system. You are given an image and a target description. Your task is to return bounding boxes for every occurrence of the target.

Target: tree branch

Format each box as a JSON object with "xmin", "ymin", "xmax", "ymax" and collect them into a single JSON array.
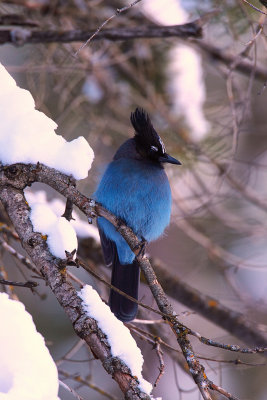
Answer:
[
  {"xmin": 195, "ymin": 41, "xmax": 267, "ymax": 82},
  {"xmin": 0, "ymin": 278, "xmax": 38, "ymax": 289},
  {"xmin": 0, "ymin": 22, "xmax": 202, "ymax": 46},
  {"xmin": 152, "ymin": 260, "xmax": 267, "ymax": 348}
]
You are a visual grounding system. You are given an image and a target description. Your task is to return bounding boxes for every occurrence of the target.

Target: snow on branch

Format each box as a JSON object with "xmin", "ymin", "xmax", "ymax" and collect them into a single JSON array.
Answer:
[
  {"xmin": 0, "ymin": 63, "xmax": 94, "ymax": 179},
  {"xmin": 0, "ymin": 293, "xmax": 59, "ymax": 400},
  {"xmin": 79, "ymin": 285, "xmax": 152, "ymax": 394}
]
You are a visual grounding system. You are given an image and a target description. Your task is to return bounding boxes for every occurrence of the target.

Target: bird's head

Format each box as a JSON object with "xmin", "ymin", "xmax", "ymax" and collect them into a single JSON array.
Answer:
[{"xmin": 131, "ymin": 108, "xmax": 181, "ymax": 165}]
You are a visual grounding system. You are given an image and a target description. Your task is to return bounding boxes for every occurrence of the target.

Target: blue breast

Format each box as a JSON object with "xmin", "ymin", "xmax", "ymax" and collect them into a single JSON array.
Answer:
[{"xmin": 94, "ymin": 158, "xmax": 172, "ymax": 264}]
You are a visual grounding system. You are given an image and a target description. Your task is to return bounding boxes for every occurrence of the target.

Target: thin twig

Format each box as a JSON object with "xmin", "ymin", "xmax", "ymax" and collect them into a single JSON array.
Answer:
[
  {"xmin": 74, "ymin": 0, "xmax": 143, "ymax": 56},
  {"xmin": 0, "ymin": 222, "xmax": 19, "ymax": 239},
  {"xmin": 0, "ymin": 278, "xmax": 38, "ymax": 288},
  {"xmin": 153, "ymin": 337, "xmax": 165, "ymax": 387},
  {"xmin": 59, "ymin": 370, "xmax": 120, "ymax": 400},
  {"xmin": 242, "ymin": 0, "xmax": 267, "ymax": 15},
  {"xmin": 0, "ymin": 266, "xmax": 14, "ymax": 297},
  {"xmin": 62, "ymin": 198, "xmax": 74, "ymax": 221},
  {"xmin": 209, "ymin": 381, "xmax": 241, "ymax": 400},
  {"xmin": 195, "ymin": 41, "xmax": 267, "ymax": 82},
  {"xmin": 59, "ymin": 380, "xmax": 85, "ymax": 400},
  {"xmin": 189, "ymin": 328, "xmax": 267, "ymax": 355},
  {"xmin": 56, "ymin": 339, "xmax": 85, "ymax": 367},
  {"xmin": 0, "ymin": 235, "xmax": 41, "ymax": 275},
  {"xmin": 128, "ymin": 323, "xmax": 267, "ymax": 368}
]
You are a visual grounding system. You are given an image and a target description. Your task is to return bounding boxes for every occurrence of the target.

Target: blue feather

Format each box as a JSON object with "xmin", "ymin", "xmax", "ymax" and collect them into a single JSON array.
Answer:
[{"xmin": 95, "ymin": 158, "xmax": 171, "ymax": 264}]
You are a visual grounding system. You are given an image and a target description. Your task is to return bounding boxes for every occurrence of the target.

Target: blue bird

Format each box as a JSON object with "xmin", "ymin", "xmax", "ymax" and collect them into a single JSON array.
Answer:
[{"xmin": 94, "ymin": 108, "xmax": 181, "ymax": 322}]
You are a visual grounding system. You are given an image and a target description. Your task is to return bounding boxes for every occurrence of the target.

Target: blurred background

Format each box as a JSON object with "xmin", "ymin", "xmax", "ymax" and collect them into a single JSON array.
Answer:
[{"xmin": 1, "ymin": 0, "xmax": 267, "ymax": 399}]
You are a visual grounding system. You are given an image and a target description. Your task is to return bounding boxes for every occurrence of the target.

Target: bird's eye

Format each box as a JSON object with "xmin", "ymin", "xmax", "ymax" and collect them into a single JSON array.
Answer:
[{"xmin": 150, "ymin": 146, "xmax": 158, "ymax": 152}]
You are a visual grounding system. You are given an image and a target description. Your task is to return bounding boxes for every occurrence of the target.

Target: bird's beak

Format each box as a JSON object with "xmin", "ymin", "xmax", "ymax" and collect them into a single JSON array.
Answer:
[{"xmin": 158, "ymin": 153, "xmax": 182, "ymax": 165}]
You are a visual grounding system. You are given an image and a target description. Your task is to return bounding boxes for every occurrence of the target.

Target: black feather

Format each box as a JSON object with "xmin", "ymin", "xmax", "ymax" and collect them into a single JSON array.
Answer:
[
  {"xmin": 131, "ymin": 108, "xmax": 166, "ymax": 156},
  {"xmin": 98, "ymin": 226, "xmax": 140, "ymax": 322},
  {"xmin": 109, "ymin": 258, "xmax": 140, "ymax": 322}
]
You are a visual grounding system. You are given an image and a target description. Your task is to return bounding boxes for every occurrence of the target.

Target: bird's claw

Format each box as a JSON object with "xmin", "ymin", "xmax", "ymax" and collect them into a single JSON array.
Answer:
[{"xmin": 135, "ymin": 237, "xmax": 147, "ymax": 257}]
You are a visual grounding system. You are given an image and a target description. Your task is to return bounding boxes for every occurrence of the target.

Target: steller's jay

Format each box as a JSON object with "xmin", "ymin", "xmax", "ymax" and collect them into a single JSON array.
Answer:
[{"xmin": 94, "ymin": 108, "xmax": 181, "ymax": 322}]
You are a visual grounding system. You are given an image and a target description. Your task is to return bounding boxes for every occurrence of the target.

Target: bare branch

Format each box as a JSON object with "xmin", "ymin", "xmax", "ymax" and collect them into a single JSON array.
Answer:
[
  {"xmin": 59, "ymin": 379, "xmax": 85, "ymax": 400},
  {"xmin": 0, "ymin": 14, "xmax": 39, "ymax": 27},
  {"xmin": 152, "ymin": 260, "xmax": 267, "ymax": 348},
  {"xmin": 59, "ymin": 369, "xmax": 119, "ymax": 400},
  {"xmin": 242, "ymin": 0, "xmax": 267, "ymax": 15},
  {"xmin": 189, "ymin": 328, "xmax": 267, "ymax": 355},
  {"xmin": 153, "ymin": 338, "xmax": 165, "ymax": 387},
  {"xmin": 209, "ymin": 381, "xmax": 241, "ymax": 400},
  {"xmin": 0, "ymin": 235, "xmax": 41, "ymax": 275},
  {"xmin": 0, "ymin": 22, "xmax": 202, "ymax": 47},
  {"xmin": 195, "ymin": 41, "xmax": 267, "ymax": 82},
  {"xmin": 62, "ymin": 198, "xmax": 74, "ymax": 221},
  {"xmin": 0, "ymin": 278, "xmax": 38, "ymax": 289}
]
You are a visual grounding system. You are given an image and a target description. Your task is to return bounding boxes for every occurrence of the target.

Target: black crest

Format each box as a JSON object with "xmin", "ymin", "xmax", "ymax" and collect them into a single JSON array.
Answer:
[{"xmin": 130, "ymin": 108, "xmax": 166, "ymax": 156}]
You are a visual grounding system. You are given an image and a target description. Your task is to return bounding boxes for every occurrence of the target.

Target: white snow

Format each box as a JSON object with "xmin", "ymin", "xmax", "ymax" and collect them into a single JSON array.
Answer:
[
  {"xmin": 79, "ymin": 285, "xmax": 152, "ymax": 394},
  {"xmin": 25, "ymin": 190, "xmax": 78, "ymax": 259},
  {"xmin": 0, "ymin": 293, "xmax": 59, "ymax": 400},
  {"xmin": 46, "ymin": 216, "xmax": 78, "ymax": 259},
  {"xmin": 142, "ymin": 0, "xmax": 209, "ymax": 141},
  {"xmin": 142, "ymin": 0, "xmax": 188, "ymax": 25},
  {"xmin": 0, "ymin": 63, "xmax": 94, "ymax": 179},
  {"xmin": 25, "ymin": 189, "xmax": 100, "ymax": 242},
  {"xmin": 25, "ymin": 188, "xmax": 100, "ymax": 258}
]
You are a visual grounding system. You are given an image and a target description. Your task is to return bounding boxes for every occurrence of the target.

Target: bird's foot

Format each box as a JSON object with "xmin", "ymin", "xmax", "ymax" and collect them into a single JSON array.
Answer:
[{"xmin": 134, "ymin": 237, "xmax": 147, "ymax": 257}]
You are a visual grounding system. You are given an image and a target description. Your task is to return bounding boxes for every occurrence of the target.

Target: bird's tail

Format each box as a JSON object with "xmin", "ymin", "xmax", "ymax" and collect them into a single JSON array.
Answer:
[{"xmin": 109, "ymin": 259, "xmax": 140, "ymax": 322}]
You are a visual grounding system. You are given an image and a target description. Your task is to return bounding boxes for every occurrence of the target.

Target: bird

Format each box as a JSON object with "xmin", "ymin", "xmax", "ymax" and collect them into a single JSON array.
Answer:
[{"xmin": 94, "ymin": 108, "xmax": 181, "ymax": 322}]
